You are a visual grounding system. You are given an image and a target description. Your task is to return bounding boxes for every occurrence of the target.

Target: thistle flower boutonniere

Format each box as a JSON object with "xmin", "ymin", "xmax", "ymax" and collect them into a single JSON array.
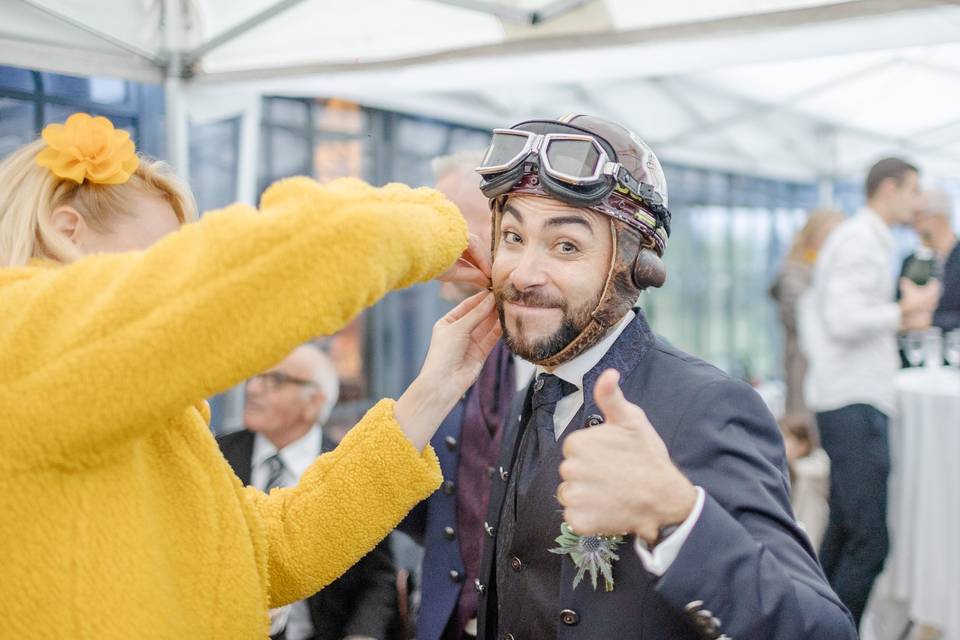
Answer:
[{"xmin": 550, "ymin": 522, "xmax": 623, "ymax": 592}]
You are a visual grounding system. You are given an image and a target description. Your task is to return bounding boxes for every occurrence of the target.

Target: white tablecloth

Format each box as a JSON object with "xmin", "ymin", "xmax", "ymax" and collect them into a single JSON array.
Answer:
[{"xmin": 878, "ymin": 368, "xmax": 960, "ymax": 639}]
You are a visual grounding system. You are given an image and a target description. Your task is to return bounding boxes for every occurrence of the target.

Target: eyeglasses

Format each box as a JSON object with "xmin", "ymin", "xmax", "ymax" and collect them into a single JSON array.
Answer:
[{"xmin": 247, "ymin": 371, "xmax": 317, "ymax": 392}]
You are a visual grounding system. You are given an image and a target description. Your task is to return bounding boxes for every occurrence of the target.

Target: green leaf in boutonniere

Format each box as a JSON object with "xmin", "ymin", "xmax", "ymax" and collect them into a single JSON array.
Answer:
[{"xmin": 550, "ymin": 521, "xmax": 623, "ymax": 592}]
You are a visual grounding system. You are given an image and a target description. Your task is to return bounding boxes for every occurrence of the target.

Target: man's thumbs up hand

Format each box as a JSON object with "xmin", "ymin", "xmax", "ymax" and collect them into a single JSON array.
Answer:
[{"xmin": 558, "ymin": 370, "xmax": 698, "ymax": 544}]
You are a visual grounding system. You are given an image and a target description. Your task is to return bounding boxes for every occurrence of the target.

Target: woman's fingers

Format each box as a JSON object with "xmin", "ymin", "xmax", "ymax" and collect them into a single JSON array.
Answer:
[
  {"xmin": 436, "ymin": 233, "xmax": 492, "ymax": 287},
  {"xmin": 461, "ymin": 233, "xmax": 492, "ymax": 278},
  {"xmin": 449, "ymin": 291, "xmax": 495, "ymax": 329},
  {"xmin": 442, "ymin": 290, "xmax": 490, "ymax": 324}
]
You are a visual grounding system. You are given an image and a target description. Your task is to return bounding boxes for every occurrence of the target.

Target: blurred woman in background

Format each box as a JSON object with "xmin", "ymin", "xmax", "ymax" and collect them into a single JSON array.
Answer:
[{"xmin": 770, "ymin": 209, "xmax": 845, "ymax": 414}]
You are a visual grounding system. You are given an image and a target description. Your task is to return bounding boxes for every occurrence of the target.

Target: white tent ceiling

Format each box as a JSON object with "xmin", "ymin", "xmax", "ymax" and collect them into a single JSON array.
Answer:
[{"xmin": 3, "ymin": 0, "xmax": 960, "ymax": 184}]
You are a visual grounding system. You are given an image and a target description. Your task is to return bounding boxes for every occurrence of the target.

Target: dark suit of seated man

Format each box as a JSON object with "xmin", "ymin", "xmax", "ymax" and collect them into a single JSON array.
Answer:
[
  {"xmin": 219, "ymin": 343, "xmax": 397, "ymax": 640},
  {"xmin": 471, "ymin": 114, "xmax": 858, "ymax": 639}
]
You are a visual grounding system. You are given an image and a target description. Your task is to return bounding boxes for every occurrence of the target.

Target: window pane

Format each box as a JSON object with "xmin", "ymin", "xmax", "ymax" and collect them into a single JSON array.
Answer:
[
  {"xmin": 89, "ymin": 76, "xmax": 129, "ymax": 105},
  {"xmin": 266, "ymin": 97, "xmax": 309, "ymax": 128},
  {"xmin": 266, "ymin": 125, "xmax": 311, "ymax": 178},
  {"xmin": 315, "ymin": 98, "xmax": 365, "ymax": 134},
  {"xmin": 190, "ymin": 118, "xmax": 239, "ymax": 213},
  {"xmin": 314, "ymin": 138, "xmax": 369, "ymax": 182},
  {"xmin": 0, "ymin": 98, "xmax": 36, "ymax": 158},
  {"xmin": 0, "ymin": 66, "xmax": 35, "ymax": 92},
  {"xmin": 40, "ymin": 72, "xmax": 89, "ymax": 101}
]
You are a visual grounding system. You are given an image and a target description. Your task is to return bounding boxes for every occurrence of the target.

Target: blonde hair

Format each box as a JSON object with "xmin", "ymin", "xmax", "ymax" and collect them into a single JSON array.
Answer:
[
  {"xmin": 0, "ymin": 138, "xmax": 197, "ymax": 267},
  {"xmin": 787, "ymin": 208, "xmax": 845, "ymax": 263}
]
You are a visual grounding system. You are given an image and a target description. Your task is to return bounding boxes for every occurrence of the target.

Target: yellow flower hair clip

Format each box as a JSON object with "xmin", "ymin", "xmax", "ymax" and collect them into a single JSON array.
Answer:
[{"xmin": 36, "ymin": 112, "xmax": 139, "ymax": 185}]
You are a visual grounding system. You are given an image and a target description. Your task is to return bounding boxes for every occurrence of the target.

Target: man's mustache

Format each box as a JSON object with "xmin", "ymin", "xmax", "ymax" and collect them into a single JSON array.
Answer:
[{"xmin": 494, "ymin": 283, "xmax": 566, "ymax": 310}]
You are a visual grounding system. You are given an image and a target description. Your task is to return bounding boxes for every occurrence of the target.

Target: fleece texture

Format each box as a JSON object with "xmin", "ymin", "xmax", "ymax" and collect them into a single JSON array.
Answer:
[{"xmin": 0, "ymin": 176, "xmax": 467, "ymax": 639}]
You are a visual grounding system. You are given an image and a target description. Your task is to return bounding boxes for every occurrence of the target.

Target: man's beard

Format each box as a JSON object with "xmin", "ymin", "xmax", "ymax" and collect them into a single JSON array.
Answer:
[{"xmin": 493, "ymin": 282, "xmax": 600, "ymax": 362}]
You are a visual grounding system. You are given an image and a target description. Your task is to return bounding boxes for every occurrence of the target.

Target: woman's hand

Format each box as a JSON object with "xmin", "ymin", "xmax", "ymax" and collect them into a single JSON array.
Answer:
[
  {"xmin": 436, "ymin": 233, "xmax": 492, "ymax": 290},
  {"xmin": 394, "ymin": 291, "xmax": 501, "ymax": 450}
]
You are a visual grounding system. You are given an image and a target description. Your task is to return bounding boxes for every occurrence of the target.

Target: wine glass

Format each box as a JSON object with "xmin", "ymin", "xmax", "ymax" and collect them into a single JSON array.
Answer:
[
  {"xmin": 901, "ymin": 332, "xmax": 926, "ymax": 367},
  {"xmin": 946, "ymin": 330, "xmax": 960, "ymax": 369}
]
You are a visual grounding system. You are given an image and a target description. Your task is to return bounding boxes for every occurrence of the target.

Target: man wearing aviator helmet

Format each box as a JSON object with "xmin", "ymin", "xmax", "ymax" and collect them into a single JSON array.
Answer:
[{"xmin": 472, "ymin": 115, "xmax": 857, "ymax": 639}]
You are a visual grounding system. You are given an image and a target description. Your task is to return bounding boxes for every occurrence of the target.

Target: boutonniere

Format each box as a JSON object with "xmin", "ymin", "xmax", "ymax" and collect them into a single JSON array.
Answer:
[{"xmin": 550, "ymin": 522, "xmax": 623, "ymax": 592}]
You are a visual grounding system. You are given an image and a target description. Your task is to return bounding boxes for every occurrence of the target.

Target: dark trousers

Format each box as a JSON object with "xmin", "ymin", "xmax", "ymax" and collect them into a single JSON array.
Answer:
[{"xmin": 816, "ymin": 403, "xmax": 891, "ymax": 628}]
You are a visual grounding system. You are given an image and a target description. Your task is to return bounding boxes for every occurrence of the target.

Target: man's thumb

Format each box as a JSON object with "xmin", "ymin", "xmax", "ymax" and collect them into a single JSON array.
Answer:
[{"xmin": 593, "ymin": 369, "xmax": 639, "ymax": 426}]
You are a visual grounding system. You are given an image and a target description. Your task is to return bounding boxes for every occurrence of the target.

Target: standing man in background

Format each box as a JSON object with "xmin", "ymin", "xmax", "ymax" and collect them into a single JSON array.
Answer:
[
  {"xmin": 219, "ymin": 343, "xmax": 398, "ymax": 640},
  {"xmin": 399, "ymin": 151, "xmax": 528, "ymax": 640},
  {"xmin": 800, "ymin": 157, "xmax": 941, "ymax": 628}
]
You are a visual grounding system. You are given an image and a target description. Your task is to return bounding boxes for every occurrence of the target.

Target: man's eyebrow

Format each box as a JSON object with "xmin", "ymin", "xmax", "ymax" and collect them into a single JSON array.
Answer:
[
  {"xmin": 545, "ymin": 215, "xmax": 595, "ymax": 235},
  {"xmin": 502, "ymin": 204, "xmax": 523, "ymax": 223}
]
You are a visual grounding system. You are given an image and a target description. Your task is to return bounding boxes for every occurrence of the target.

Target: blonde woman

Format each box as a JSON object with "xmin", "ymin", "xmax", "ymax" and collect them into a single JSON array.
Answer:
[
  {"xmin": 0, "ymin": 114, "xmax": 499, "ymax": 638},
  {"xmin": 770, "ymin": 209, "xmax": 845, "ymax": 414}
]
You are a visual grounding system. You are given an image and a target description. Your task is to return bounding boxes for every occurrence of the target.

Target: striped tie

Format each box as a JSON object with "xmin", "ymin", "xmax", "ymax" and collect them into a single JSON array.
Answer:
[{"xmin": 263, "ymin": 453, "xmax": 286, "ymax": 491}]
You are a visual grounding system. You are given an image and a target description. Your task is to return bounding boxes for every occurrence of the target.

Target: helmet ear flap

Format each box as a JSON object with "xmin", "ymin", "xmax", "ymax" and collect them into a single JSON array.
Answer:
[
  {"xmin": 490, "ymin": 196, "xmax": 506, "ymax": 258},
  {"xmin": 633, "ymin": 247, "xmax": 666, "ymax": 289}
]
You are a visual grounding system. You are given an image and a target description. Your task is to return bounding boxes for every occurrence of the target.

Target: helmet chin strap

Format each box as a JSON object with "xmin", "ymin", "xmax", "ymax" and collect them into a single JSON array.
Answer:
[{"xmin": 491, "ymin": 197, "xmax": 642, "ymax": 369}]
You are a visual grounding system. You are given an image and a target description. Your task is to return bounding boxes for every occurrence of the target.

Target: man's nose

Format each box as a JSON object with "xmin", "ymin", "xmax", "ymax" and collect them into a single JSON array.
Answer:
[{"xmin": 508, "ymin": 248, "xmax": 549, "ymax": 291}]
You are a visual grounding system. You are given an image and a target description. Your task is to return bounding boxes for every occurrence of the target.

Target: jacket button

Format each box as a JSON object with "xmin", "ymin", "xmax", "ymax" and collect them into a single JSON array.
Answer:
[
  {"xmin": 586, "ymin": 414, "xmax": 604, "ymax": 427},
  {"xmin": 560, "ymin": 609, "xmax": 580, "ymax": 626},
  {"xmin": 443, "ymin": 526, "xmax": 456, "ymax": 540},
  {"xmin": 449, "ymin": 570, "xmax": 462, "ymax": 582},
  {"xmin": 499, "ymin": 466, "xmax": 509, "ymax": 481},
  {"xmin": 442, "ymin": 480, "xmax": 455, "ymax": 495},
  {"xmin": 503, "ymin": 634, "xmax": 515, "ymax": 640},
  {"xmin": 510, "ymin": 556, "xmax": 522, "ymax": 572},
  {"xmin": 484, "ymin": 521, "xmax": 495, "ymax": 537},
  {"xmin": 445, "ymin": 436, "xmax": 457, "ymax": 451}
]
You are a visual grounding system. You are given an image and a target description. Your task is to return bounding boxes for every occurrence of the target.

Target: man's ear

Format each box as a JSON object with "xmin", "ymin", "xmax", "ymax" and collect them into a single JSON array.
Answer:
[
  {"xmin": 50, "ymin": 205, "xmax": 87, "ymax": 247},
  {"xmin": 305, "ymin": 389, "xmax": 327, "ymax": 423}
]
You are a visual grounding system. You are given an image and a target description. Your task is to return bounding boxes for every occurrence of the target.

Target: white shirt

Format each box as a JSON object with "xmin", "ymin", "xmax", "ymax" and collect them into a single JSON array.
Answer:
[
  {"xmin": 252, "ymin": 426, "xmax": 323, "ymax": 640},
  {"xmin": 799, "ymin": 208, "xmax": 901, "ymax": 416},
  {"xmin": 530, "ymin": 310, "xmax": 703, "ymax": 576}
]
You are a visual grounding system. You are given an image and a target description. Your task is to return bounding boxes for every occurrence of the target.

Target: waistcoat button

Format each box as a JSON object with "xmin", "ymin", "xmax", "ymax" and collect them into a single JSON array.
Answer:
[{"xmin": 560, "ymin": 609, "xmax": 580, "ymax": 626}]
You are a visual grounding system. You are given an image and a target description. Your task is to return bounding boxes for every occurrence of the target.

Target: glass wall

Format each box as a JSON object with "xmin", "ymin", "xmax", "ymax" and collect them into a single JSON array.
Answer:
[
  {"xmin": 647, "ymin": 168, "xmax": 818, "ymax": 382},
  {"xmin": 0, "ymin": 65, "xmax": 165, "ymax": 159}
]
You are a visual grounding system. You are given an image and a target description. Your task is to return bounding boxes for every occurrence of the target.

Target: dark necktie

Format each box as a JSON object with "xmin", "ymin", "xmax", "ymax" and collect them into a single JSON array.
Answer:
[
  {"xmin": 263, "ymin": 453, "xmax": 286, "ymax": 491},
  {"xmin": 517, "ymin": 373, "xmax": 577, "ymax": 493}
]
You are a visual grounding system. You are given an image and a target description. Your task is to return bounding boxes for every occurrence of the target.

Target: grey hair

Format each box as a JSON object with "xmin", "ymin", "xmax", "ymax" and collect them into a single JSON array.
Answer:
[
  {"xmin": 300, "ymin": 343, "xmax": 340, "ymax": 426},
  {"xmin": 923, "ymin": 188, "xmax": 953, "ymax": 220},
  {"xmin": 431, "ymin": 150, "xmax": 487, "ymax": 180}
]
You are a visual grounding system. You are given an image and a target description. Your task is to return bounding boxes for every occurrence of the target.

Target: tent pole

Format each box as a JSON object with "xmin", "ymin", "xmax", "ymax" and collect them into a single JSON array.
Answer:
[{"xmin": 163, "ymin": 0, "xmax": 189, "ymax": 176}]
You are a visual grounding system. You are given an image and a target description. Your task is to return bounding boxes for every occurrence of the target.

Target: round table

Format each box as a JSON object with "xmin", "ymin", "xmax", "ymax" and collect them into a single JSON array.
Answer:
[{"xmin": 883, "ymin": 367, "xmax": 960, "ymax": 639}]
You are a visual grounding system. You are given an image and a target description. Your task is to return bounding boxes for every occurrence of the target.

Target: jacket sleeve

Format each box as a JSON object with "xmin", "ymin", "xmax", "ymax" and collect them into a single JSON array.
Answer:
[
  {"xmin": 653, "ymin": 379, "xmax": 857, "ymax": 640},
  {"xmin": 0, "ymin": 177, "xmax": 466, "ymax": 466},
  {"xmin": 244, "ymin": 399, "xmax": 442, "ymax": 608}
]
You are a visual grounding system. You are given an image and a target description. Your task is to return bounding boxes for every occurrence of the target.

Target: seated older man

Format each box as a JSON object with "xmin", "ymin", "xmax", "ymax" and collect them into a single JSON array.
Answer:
[{"xmin": 219, "ymin": 343, "xmax": 398, "ymax": 640}]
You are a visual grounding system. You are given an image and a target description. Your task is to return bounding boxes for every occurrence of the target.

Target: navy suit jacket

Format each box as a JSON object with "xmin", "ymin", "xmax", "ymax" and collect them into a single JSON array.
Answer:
[
  {"xmin": 398, "ymin": 400, "xmax": 467, "ymax": 640},
  {"xmin": 476, "ymin": 312, "xmax": 857, "ymax": 639}
]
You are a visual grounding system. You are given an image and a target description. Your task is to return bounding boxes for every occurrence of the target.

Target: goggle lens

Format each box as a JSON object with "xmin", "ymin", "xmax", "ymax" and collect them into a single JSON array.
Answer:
[
  {"xmin": 482, "ymin": 132, "xmax": 531, "ymax": 170},
  {"xmin": 544, "ymin": 138, "xmax": 601, "ymax": 181}
]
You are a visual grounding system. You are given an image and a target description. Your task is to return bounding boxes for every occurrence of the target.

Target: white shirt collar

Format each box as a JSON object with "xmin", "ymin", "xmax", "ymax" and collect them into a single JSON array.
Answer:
[
  {"xmin": 535, "ymin": 310, "xmax": 636, "ymax": 390},
  {"xmin": 252, "ymin": 425, "xmax": 322, "ymax": 482},
  {"xmin": 860, "ymin": 206, "xmax": 894, "ymax": 249}
]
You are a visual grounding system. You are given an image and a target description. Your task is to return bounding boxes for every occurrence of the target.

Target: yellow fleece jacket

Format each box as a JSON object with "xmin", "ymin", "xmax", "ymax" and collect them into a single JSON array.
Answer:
[{"xmin": 0, "ymin": 177, "xmax": 466, "ymax": 639}]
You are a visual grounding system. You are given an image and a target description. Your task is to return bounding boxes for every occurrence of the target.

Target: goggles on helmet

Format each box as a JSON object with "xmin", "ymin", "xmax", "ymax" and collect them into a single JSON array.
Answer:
[{"xmin": 477, "ymin": 126, "xmax": 671, "ymax": 253}]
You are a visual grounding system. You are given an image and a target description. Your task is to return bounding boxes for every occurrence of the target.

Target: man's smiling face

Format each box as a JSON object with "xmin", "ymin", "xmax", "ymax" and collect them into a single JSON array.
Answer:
[{"xmin": 492, "ymin": 195, "xmax": 612, "ymax": 362}]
